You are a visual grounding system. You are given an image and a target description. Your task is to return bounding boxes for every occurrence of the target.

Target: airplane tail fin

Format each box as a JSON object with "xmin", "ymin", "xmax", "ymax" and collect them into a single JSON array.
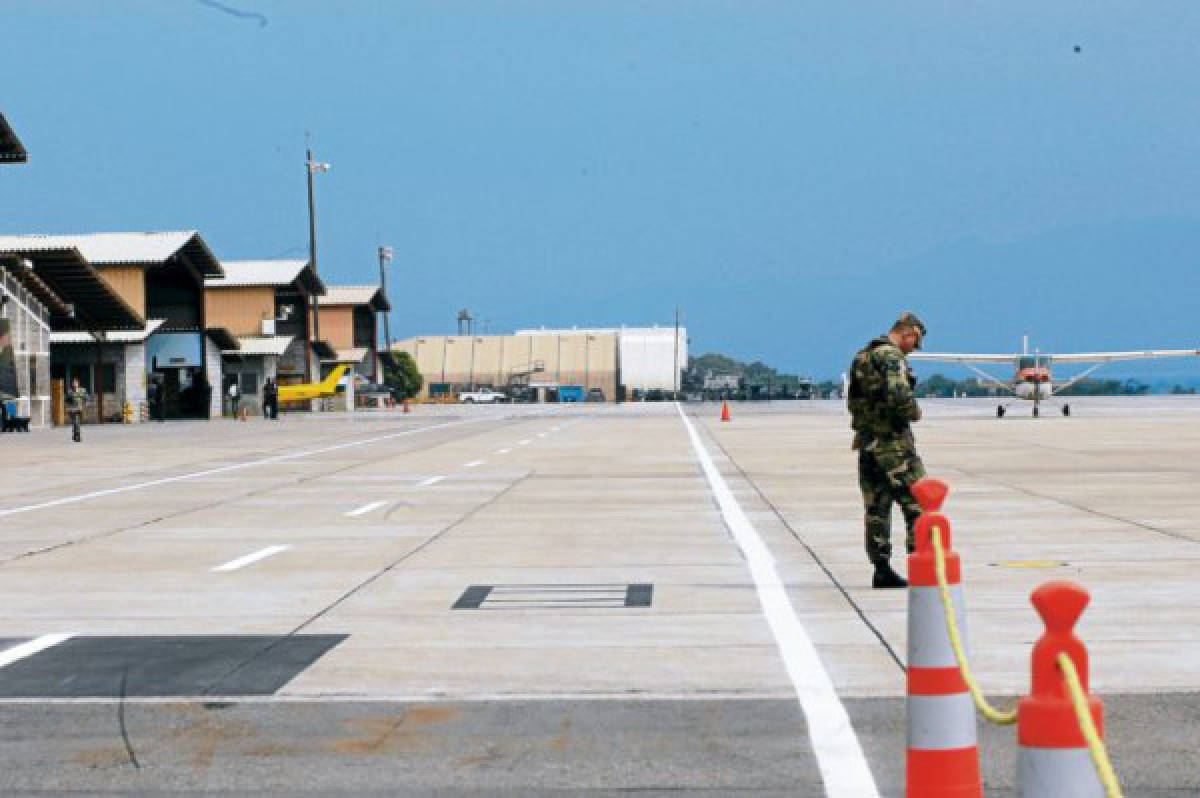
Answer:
[{"xmin": 320, "ymin": 364, "xmax": 350, "ymax": 392}]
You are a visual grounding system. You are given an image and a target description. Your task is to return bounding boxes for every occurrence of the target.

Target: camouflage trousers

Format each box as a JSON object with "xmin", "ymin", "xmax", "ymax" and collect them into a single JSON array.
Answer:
[{"xmin": 857, "ymin": 441, "xmax": 926, "ymax": 564}]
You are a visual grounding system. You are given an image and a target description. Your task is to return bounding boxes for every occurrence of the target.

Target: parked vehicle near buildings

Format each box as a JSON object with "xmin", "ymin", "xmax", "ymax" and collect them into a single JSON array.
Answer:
[{"xmin": 458, "ymin": 388, "xmax": 507, "ymax": 404}]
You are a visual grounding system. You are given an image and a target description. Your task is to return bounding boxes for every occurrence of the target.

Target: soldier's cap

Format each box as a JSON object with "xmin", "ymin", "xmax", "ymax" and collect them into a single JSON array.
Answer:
[{"xmin": 893, "ymin": 311, "xmax": 927, "ymax": 346}]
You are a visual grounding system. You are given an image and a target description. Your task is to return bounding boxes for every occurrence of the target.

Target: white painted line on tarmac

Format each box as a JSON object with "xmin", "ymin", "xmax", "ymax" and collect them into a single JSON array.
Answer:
[
  {"xmin": 495, "ymin": 448, "xmax": 511, "ymax": 455},
  {"xmin": 675, "ymin": 403, "xmax": 880, "ymax": 798},
  {"xmin": 551, "ymin": 426, "xmax": 560, "ymax": 431},
  {"xmin": 0, "ymin": 634, "xmax": 72, "ymax": 669},
  {"xmin": 212, "ymin": 545, "xmax": 292, "ymax": 573},
  {"xmin": 0, "ymin": 419, "xmax": 481, "ymax": 520},
  {"xmin": 537, "ymin": 432, "xmax": 546, "ymax": 437},
  {"xmin": 518, "ymin": 439, "xmax": 531, "ymax": 445},
  {"xmin": 418, "ymin": 476, "xmax": 445, "ymax": 487},
  {"xmin": 345, "ymin": 500, "xmax": 387, "ymax": 517},
  {"xmin": 464, "ymin": 460, "xmax": 485, "ymax": 468}
]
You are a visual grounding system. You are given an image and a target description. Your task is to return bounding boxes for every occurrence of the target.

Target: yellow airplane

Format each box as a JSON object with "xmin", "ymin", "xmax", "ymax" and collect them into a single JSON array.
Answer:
[{"xmin": 277, "ymin": 364, "xmax": 351, "ymax": 403}]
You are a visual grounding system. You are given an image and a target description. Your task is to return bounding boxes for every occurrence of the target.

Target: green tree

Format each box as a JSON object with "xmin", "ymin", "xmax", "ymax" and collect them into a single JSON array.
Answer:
[{"xmin": 384, "ymin": 351, "xmax": 423, "ymax": 399}]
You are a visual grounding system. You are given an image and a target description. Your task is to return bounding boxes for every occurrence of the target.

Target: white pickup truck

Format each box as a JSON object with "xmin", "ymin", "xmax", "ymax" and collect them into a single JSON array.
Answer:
[{"xmin": 458, "ymin": 389, "xmax": 507, "ymax": 404}]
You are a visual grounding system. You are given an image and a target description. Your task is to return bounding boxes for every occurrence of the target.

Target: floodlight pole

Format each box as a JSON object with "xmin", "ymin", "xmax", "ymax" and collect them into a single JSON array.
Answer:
[
  {"xmin": 378, "ymin": 245, "xmax": 392, "ymax": 350},
  {"xmin": 306, "ymin": 148, "xmax": 321, "ymax": 344},
  {"xmin": 673, "ymin": 307, "xmax": 680, "ymax": 397}
]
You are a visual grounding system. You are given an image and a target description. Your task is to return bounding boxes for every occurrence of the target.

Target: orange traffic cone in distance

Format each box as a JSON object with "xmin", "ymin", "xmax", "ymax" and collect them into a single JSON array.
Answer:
[
  {"xmin": 1017, "ymin": 581, "xmax": 1104, "ymax": 796},
  {"xmin": 720, "ymin": 401, "xmax": 731, "ymax": 422}
]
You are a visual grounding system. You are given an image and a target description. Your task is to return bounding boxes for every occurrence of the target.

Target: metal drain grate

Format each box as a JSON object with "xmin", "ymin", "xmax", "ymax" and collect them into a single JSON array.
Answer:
[{"xmin": 453, "ymin": 584, "xmax": 653, "ymax": 610}]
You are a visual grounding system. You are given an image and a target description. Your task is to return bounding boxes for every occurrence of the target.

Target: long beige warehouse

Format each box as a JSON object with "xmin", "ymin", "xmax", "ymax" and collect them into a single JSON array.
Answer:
[{"xmin": 391, "ymin": 326, "xmax": 686, "ymax": 401}]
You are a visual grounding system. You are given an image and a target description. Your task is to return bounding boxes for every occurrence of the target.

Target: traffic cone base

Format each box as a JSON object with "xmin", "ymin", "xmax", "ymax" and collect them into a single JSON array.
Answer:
[{"xmin": 720, "ymin": 401, "xmax": 731, "ymax": 422}]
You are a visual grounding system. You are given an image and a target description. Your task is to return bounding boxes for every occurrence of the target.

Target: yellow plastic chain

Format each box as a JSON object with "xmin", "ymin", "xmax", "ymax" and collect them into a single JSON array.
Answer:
[
  {"xmin": 1056, "ymin": 653, "xmax": 1123, "ymax": 798},
  {"xmin": 930, "ymin": 525, "xmax": 1018, "ymax": 725}
]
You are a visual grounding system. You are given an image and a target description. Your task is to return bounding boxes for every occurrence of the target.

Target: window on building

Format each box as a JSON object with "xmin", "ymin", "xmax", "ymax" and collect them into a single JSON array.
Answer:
[{"xmin": 240, "ymin": 371, "xmax": 259, "ymax": 396}]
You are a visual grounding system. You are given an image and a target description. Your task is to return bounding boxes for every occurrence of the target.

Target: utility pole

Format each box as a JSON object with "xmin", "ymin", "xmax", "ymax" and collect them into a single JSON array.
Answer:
[
  {"xmin": 377, "ymin": 245, "xmax": 393, "ymax": 350},
  {"xmin": 673, "ymin": 307, "xmax": 680, "ymax": 397},
  {"xmin": 306, "ymin": 140, "xmax": 329, "ymax": 357}
]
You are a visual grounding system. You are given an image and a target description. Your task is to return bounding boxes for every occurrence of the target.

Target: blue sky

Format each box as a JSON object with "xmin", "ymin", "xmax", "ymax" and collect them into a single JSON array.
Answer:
[{"xmin": 4, "ymin": 1, "xmax": 1200, "ymax": 380}]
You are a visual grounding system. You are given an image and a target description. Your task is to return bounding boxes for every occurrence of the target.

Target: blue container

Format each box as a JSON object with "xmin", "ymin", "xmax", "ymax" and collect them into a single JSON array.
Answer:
[
  {"xmin": 2, "ymin": 399, "xmax": 16, "ymax": 418},
  {"xmin": 558, "ymin": 386, "xmax": 585, "ymax": 403}
]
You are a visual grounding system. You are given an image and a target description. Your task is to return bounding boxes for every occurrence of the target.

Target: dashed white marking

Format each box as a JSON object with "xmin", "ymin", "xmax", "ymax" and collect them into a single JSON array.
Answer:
[
  {"xmin": 464, "ymin": 460, "xmax": 485, "ymax": 468},
  {"xmin": 518, "ymin": 439, "xmax": 531, "ymax": 445},
  {"xmin": 551, "ymin": 426, "xmax": 560, "ymax": 431},
  {"xmin": 345, "ymin": 500, "xmax": 387, "ymax": 517},
  {"xmin": 418, "ymin": 476, "xmax": 445, "ymax": 487},
  {"xmin": 537, "ymin": 432, "xmax": 546, "ymax": 438},
  {"xmin": 495, "ymin": 449, "xmax": 511, "ymax": 455},
  {"xmin": 0, "ymin": 634, "xmax": 72, "ymax": 669},
  {"xmin": 0, "ymin": 419, "xmax": 480, "ymax": 520},
  {"xmin": 676, "ymin": 403, "xmax": 880, "ymax": 798},
  {"xmin": 212, "ymin": 545, "xmax": 292, "ymax": 573}
]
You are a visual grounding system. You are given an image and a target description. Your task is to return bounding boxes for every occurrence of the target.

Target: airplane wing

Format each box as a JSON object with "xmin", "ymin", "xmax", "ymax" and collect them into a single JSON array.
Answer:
[
  {"xmin": 1050, "ymin": 349, "xmax": 1200, "ymax": 363},
  {"xmin": 907, "ymin": 353, "xmax": 1017, "ymax": 394},
  {"xmin": 908, "ymin": 353, "xmax": 1018, "ymax": 363}
]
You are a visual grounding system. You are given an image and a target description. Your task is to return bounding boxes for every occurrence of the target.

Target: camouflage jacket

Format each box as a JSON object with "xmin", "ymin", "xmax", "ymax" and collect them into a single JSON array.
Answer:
[
  {"xmin": 847, "ymin": 336, "xmax": 920, "ymax": 447},
  {"xmin": 65, "ymin": 387, "xmax": 88, "ymax": 412}
]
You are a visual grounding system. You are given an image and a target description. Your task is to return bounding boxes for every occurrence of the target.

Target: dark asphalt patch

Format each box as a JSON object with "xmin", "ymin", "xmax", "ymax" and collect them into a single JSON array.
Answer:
[
  {"xmin": 0, "ymin": 635, "xmax": 347, "ymax": 697},
  {"xmin": 0, "ymin": 694, "xmax": 1192, "ymax": 794}
]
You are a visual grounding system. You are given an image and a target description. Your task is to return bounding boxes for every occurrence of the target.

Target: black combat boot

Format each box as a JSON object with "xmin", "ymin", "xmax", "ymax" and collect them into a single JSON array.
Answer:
[{"xmin": 872, "ymin": 560, "xmax": 908, "ymax": 589}]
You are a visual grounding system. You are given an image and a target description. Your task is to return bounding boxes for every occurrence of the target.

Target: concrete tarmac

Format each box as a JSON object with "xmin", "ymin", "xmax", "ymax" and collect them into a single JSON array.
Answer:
[{"xmin": 0, "ymin": 398, "xmax": 1196, "ymax": 795}]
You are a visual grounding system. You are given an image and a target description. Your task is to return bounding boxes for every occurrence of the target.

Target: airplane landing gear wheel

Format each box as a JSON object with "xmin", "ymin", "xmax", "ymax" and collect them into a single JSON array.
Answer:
[
  {"xmin": 1063, "ymin": 404, "xmax": 1070, "ymax": 416},
  {"xmin": 997, "ymin": 405, "xmax": 1005, "ymax": 418}
]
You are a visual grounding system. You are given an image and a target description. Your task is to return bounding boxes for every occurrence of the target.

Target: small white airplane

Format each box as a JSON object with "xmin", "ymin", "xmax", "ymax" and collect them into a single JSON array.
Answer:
[{"xmin": 909, "ymin": 336, "xmax": 1200, "ymax": 417}]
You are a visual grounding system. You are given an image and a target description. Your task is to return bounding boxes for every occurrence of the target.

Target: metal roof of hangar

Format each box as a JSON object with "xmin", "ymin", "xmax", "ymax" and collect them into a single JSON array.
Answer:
[
  {"xmin": 321, "ymin": 347, "xmax": 369, "ymax": 364},
  {"xmin": 224, "ymin": 335, "xmax": 295, "ymax": 357},
  {"xmin": 0, "ymin": 246, "xmax": 144, "ymax": 331},
  {"xmin": 207, "ymin": 259, "xmax": 326, "ymax": 295},
  {"xmin": 51, "ymin": 319, "xmax": 166, "ymax": 345},
  {"xmin": 318, "ymin": 284, "xmax": 390, "ymax": 312},
  {"xmin": 0, "ymin": 231, "xmax": 224, "ymax": 278},
  {"xmin": 0, "ymin": 113, "xmax": 27, "ymax": 163}
]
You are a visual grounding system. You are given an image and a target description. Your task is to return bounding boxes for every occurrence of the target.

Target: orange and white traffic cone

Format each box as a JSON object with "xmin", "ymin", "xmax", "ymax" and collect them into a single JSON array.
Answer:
[
  {"xmin": 907, "ymin": 477, "xmax": 983, "ymax": 798},
  {"xmin": 1017, "ymin": 581, "xmax": 1104, "ymax": 796},
  {"xmin": 720, "ymin": 401, "xmax": 731, "ymax": 422}
]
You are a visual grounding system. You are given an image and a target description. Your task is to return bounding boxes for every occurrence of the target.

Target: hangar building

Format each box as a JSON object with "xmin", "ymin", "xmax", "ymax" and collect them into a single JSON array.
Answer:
[{"xmin": 391, "ymin": 326, "xmax": 686, "ymax": 401}]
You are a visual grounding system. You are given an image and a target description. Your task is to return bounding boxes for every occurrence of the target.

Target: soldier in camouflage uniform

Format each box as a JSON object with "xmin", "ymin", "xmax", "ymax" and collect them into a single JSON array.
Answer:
[{"xmin": 847, "ymin": 312, "xmax": 927, "ymax": 588}]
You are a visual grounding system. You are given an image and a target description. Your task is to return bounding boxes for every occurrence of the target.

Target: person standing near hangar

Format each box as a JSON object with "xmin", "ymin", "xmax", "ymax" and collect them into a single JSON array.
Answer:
[
  {"xmin": 65, "ymin": 376, "xmax": 88, "ymax": 443},
  {"xmin": 847, "ymin": 312, "xmax": 927, "ymax": 589},
  {"xmin": 263, "ymin": 377, "xmax": 278, "ymax": 420}
]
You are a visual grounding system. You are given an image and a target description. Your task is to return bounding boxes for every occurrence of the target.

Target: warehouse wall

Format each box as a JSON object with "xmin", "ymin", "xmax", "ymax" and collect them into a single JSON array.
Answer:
[
  {"xmin": 204, "ymin": 286, "xmax": 275, "ymax": 336},
  {"xmin": 391, "ymin": 332, "xmax": 619, "ymax": 400},
  {"xmin": 96, "ymin": 266, "xmax": 146, "ymax": 319}
]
